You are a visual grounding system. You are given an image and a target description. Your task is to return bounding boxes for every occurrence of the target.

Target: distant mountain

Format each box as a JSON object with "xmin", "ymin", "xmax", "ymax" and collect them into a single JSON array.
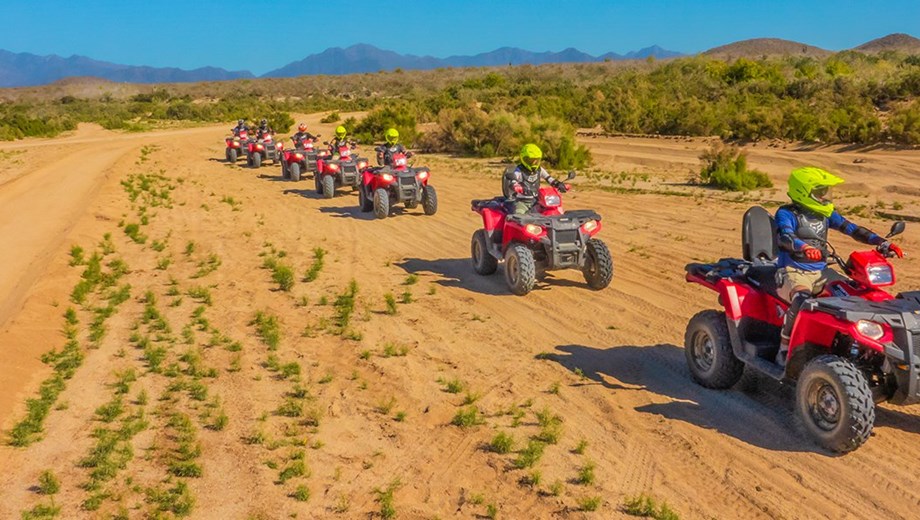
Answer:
[
  {"xmin": 855, "ymin": 33, "xmax": 920, "ymax": 53},
  {"xmin": 704, "ymin": 38, "xmax": 832, "ymax": 58},
  {"xmin": 0, "ymin": 50, "xmax": 253, "ymax": 88},
  {"xmin": 262, "ymin": 44, "xmax": 684, "ymax": 78}
]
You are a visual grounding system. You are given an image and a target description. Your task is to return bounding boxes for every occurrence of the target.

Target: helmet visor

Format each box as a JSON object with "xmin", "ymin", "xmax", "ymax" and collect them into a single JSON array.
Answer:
[
  {"xmin": 524, "ymin": 156, "xmax": 542, "ymax": 170},
  {"xmin": 810, "ymin": 185, "xmax": 832, "ymax": 204}
]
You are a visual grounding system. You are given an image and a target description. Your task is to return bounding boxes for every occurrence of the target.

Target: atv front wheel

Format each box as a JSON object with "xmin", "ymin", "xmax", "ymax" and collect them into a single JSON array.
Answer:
[
  {"xmin": 422, "ymin": 185, "xmax": 438, "ymax": 215},
  {"xmin": 322, "ymin": 175, "xmax": 335, "ymax": 199},
  {"xmin": 471, "ymin": 230, "xmax": 498, "ymax": 275},
  {"xmin": 504, "ymin": 244, "xmax": 536, "ymax": 295},
  {"xmin": 225, "ymin": 148, "xmax": 232, "ymax": 162},
  {"xmin": 797, "ymin": 355, "xmax": 874, "ymax": 453},
  {"xmin": 583, "ymin": 239, "xmax": 613, "ymax": 290},
  {"xmin": 373, "ymin": 188, "xmax": 390, "ymax": 219},
  {"xmin": 246, "ymin": 154, "xmax": 253, "ymax": 167},
  {"xmin": 684, "ymin": 310, "xmax": 743, "ymax": 389},
  {"xmin": 229, "ymin": 149, "xmax": 238, "ymax": 163},
  {"xmin": 314, "ymin": 173, "xmax": 323, "ymax": 194},
  {"xmin": 358, "ymin": 185, "xmax": 373, "ymax": 212},
  {"xmin": 252, "ymin": 153, "xmax": 262, "ymax": 168},
  {"xmin": 290, "ymin": 163, "xmax": 301, "ymax": 182}
]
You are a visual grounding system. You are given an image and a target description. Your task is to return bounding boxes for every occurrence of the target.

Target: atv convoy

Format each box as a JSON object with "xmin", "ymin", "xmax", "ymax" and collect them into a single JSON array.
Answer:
[
  {"xmin": 470, "ymin": 172, "xmax": 613, "ymax": 295},
  {"xmin": 247, "ymin": 133, "xmax": 282, "ymax": 168},
  {"xmin": 684, "ymin": 206, "xmax": 916, "ymax": 452},
  {"xmin": 225, "ymin": 130, "xmax": 249, "ymax": 163},
  {"xmin": 358, "ymin": 149, "xmax": 437, "ymax": 219},
  {"xmin": 315, "ymin": 141, "xmax": 367, "ymax": 198},
  {"xmin": 281, "ymin": 136, "xmax": 326, "ymax": 182}
]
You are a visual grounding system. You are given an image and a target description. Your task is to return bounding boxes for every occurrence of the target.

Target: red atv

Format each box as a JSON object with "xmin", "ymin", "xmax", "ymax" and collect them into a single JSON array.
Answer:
[
  {"xmin": 315, "ymin": 141, "xmax": 367, "ymax": 198},
  {"xmin": 469, "ymin": 172, "xmax": 613, "ymax": 295},
  {"xmin": 247, "ymin": 133, "xmax": 282, "ymax": 168},
  {"xmin": 225, "ymin": 130, "xmax": 249, "ymax": 163},
  {"xmin": 358, "ymin": 149, "xmax": 437, "ymax": 219},
  {"xmin": 280, "ymin": 135, "xmax": 327, "ymax": 182},
  {"xmin": 684, "ymin": 206, "xmax": 915, "ymax": 452}
]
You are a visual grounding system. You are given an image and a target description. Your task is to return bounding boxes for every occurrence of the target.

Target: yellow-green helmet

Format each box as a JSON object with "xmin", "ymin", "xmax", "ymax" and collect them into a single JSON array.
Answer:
[
  {"xmin": 385, "ymin": 128, "xmax": 399, "ymax": 145},
  {"xmin": 788, "ymin": 167, "xmax": 843, "ymax": 218},
  {"xmin": 520, "ymin": 143, "xmax": 543, "ymax": 171},
  {"xmin": 335, "ymin": 125, "xmax": 347, "ymax": 139}
]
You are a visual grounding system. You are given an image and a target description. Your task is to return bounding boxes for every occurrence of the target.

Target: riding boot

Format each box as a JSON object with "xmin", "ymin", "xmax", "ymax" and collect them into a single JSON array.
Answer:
[{"xmin": 777, "ymin": 292, "xmax": 810, "ymax": 365}]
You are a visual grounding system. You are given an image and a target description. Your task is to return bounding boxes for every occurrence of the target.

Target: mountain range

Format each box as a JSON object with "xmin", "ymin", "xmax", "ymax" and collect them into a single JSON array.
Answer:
[{"xmin": 2, "ymin": 34, "xmax": 918, "ymax": 88}]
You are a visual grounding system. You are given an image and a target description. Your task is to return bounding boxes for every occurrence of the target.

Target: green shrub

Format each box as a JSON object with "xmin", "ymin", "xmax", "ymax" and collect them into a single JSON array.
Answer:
[{"xmin": 698, "ymin": 143, "xmax": 772, "ymax": 191}]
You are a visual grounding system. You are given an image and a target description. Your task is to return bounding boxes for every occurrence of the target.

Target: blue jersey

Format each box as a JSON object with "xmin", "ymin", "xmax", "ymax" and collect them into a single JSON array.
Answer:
[{"xmin": 775, "ymin": 206, "xmax": 881, "ymax": 271}]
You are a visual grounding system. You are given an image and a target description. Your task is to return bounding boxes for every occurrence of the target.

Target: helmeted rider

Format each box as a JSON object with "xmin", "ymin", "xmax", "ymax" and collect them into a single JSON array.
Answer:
[
  {"xmin": 291, "ymin": 123, "xmax": 318, "ymax": 148},
  {"xmin": 774, "ymin": 166, "xmax": 904, "ymax": 364},
  {"xmin": 377, "ymin": 128, "xmax": 408, "ymax": 166},
  {"xmin": 256, "ymin": 119, "xmax": 273, "ymax": 139},
  {"xmin": 231, "ymin": 119, "xmax": 250, "ymax": 137},
  {"xmin": 329, "ymin": 125, "xmax": 351, "ymax": 155},
  {"xmin": 504, "ymin": 143, "xmax": 564, "ymax": 215}
]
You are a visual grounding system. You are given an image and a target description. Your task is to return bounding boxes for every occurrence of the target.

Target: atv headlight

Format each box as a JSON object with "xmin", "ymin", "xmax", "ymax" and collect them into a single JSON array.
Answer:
[
  {"xmin": 856, "ymin": 320, "xmax": 884, "ymax": 340},
  {"xmin": 868, "ymin": 266, "xmax": 893, "ymax": 285},
  {"xmin": 524, "ymin": 224, "xmax": 544, "ymax": 238},
  {"xmin": 295, "ymin": 153, "xmax": 303, "ymax": 160}
]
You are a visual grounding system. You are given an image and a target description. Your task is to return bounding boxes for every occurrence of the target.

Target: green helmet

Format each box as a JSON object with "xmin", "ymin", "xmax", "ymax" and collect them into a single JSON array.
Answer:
[
  {"xmin": 788, "ymin": 167, "xmax": 843, "ymax": 218},
  {"xmin": 335, "ymin": 125, "xmax": 347, "ymax": 139},
  {"xmin": 519, "ymin": 143, "xmax": 543, "ymax": 172},
  {"xmin": 385, "ymin": 128, "xmax": 399, "ymax": 145}
]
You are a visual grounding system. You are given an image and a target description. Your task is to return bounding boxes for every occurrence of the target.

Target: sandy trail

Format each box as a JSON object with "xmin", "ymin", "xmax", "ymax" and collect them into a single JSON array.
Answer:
[{"xmin": 0, "ymin": 119, "xmax": 919, "ymax": 519}]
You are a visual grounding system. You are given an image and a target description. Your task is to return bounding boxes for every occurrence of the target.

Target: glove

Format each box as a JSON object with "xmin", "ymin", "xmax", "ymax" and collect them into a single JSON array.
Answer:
[
  {"xmin": 513, "ymin": 184, "xmax": 524, "ymax": 194},
  {"xmin": 879, "ymin": 241, "xmax": 904, "ymax": 258},
  {"xmin": 801, "ymin": 245, "xmax": 823, "ymax": 261},
  {"xmin": 553, "ymin": 180, "xmax": 568, "ymax": 193}
]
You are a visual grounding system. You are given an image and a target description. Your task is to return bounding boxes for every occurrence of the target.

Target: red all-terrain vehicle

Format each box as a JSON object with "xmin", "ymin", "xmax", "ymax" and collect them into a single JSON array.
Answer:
[
  {"xmin": 280, "ymin": 135, "xmax": 326, "ymax": 182},
  {"xmin": 469, "ymin": 172, "xmax": 613, "ymax": 295},
  {"xmin": 247, "ymin": 133, "xmax": 282, "ymax": 168},
  {"xmin": 225, "ymin": 130, "xmax": 249, "ymax": 163},
  {"xmin": 358, "ymin": 149, "xmax": 437, "ymax": 219},
  {"xmin": 684, "ymin": 206, "xmax": 916, "ymax": 452},
  {"xmin": 315, "ymin": 141, "xmax": 367, "ymax": 198}
]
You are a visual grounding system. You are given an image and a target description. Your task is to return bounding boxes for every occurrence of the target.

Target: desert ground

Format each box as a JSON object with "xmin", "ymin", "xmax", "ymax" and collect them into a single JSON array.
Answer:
[{"xmin": 1, "ymin": 113, "xmax": 919, "ymax": 519}]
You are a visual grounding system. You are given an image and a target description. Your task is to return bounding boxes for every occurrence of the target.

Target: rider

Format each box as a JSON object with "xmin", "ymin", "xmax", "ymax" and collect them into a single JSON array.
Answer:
[
  {"xmin": 329, "ymin": 125, "xmax": 350, "ymax": 155},
  {"xmin": 256, "ymin": 119, "xmax": 273, "ymax": 139},
  {"xmin": 775, "ymin": 166, "xmax": 903, "ymax": 364},
  {"xmin": 504, "ymin": 143, "xmax": 564, "ymax": 215},
  {"xmin": 291, "ymin": 123, "xmax": 318, "ymax": 148},
  {"xmin": 377, "ymin": 128, "xmax": 408, "ymax": 166},
  {"xmin": 231, "ymin": 119, "xmax": 249, "ymax": 137}
]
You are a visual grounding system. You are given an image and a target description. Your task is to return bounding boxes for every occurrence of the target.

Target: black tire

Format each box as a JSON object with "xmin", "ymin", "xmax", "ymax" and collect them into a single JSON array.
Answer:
[
  {"xmin": 471, "ymin": 230, "xmax": 498, "ymax": 275},
  {"xmin": 290, "ymin": 163, "xmax": 301, "ymax": 182},
  {"xmin": 246, "ymin": 153, "xmax": 253, "ymax": 167},
  {"xmin": 225, "ymin": 148, "xmax": 232, "ymax": 162},
  {"xmin": 358, "ymin": 185, "xmax": 373, "ymax": 212},
  {"xmin": 504, "ymin": 244, "xmax": 536, "ymax": 295},
  {"xmin": 373, "ymin": 188, "xmax": 390, "ymax": 219},
  {"xmin": 684, "ymin": 310, "xmax": 744, "ymax": 389},
  {"xmin": 422, "ymin": 185, "xmax": 438, "ymax": 215},
  {"xmin": 252, "ymin": 152, "xmax": 262, "ymax": 168},
  {"xmin": 229, "ymin": 148, "xmax": 238, "ymax": 163},
  {"xmin": 796, "ymin": 355, "xmax": 874, "ymax": 453},
  {"xmin": 322, "ymin": 175, "xmax": 335, "ymax": 199},
  {"xmin": 583, "ymin": 239, "xmax": 613, "ymax": 290},
  {"xmin": 314, "ymin": 173, "xmax": 323, "ymax": 194}
]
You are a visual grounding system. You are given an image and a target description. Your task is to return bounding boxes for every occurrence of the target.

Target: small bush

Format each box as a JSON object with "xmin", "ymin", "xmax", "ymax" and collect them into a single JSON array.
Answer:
[
  {"xmin": 698, "ymin": 143, "xmax": 772, "ymax": 191},
  {"xmin": 489, "ymin": 431, "xmax": 515, "ymax": 454},
  {"xmin": 623, "ymin": 494, "xmax": 679, "ymax": 519}
]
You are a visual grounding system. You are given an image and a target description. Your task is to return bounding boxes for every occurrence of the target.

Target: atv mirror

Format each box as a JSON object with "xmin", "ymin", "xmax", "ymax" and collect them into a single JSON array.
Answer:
[
  {"xmin": 566, "ymin": 170, "xmax": 577, "ymax": 180},
  {"xmin": 887, "ymin": 221, "xmax": 906, "ymax": 239}
]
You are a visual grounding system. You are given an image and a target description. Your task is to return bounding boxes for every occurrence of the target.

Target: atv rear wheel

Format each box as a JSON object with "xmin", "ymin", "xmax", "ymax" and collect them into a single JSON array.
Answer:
[
  {"xmin": 373, "ymin": 188, "xmax": 390, "ymax": 219},
  {"xmin": 422, "ymin": 185, "xmax": 438, "ymax": 215},
  {"xmin": 504, "ymin": 244, "xmax": 536, "ymax": 295},
  {"xmin": 290, "ymin": 163, "xmax": 301, "ymax": 182},
  {"xmin": 322, "ymin": 175, "xmax": 335, "ymax": 199},
  {"xmin": 583, "ymin": 239, "xmax": 613, "ymax": 290},
  {"xmin": 252, "ymin": 153, "xmax": 262, "ymax": 168},
  {"xmin": 358, "ymin": 185, "xmax": 373, "ymax": 212},
  {"xmin": 684, "ymin": 310, "xmax": 743, "ymax": 389},
  {"xmin": 471, "ymin": 230, "xmax": 498, "ymax": 275},
  {"xmin": 797, "ymin": 355, "xmax": 874, "ymax": 453}
]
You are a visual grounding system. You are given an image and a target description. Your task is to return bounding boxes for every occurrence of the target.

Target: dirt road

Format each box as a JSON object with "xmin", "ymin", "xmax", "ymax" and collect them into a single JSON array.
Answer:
[{"xmin": 1, "ymin": 118, "xmax": 919, "ymax": 519}]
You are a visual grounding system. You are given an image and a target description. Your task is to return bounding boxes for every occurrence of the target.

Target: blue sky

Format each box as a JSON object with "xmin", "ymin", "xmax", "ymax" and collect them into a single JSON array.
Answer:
[{"xmin": 1, "ymin": 0, "xmax": 918, "ymax": 75}]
